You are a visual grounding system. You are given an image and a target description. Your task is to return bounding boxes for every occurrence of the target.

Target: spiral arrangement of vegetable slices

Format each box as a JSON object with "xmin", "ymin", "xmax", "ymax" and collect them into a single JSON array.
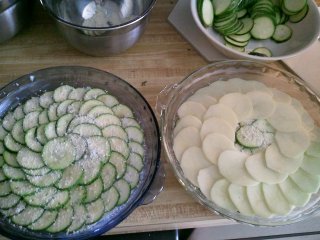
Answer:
[
  {"xmin": 173, "ymin": 78, "xmax": 320, "ymax": 218},
  {"xmin": 0, "ymin": 85, "xmax": 144, "ymax": 233}
]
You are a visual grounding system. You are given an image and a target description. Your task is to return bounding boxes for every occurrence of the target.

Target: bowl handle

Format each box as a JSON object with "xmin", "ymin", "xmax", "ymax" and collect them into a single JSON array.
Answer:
[
  {"xmin": 155, "ymin": 83, "xmax": 177, "ymax": 117},
  {"xmin": 140, "ymin": 160, "xmax": 165, "ymax": 205}
]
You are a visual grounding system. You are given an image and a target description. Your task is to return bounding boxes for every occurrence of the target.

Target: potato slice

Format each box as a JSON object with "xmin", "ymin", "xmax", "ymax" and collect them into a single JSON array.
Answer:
[
  {"xmin": 246, "ymin": 91, "xmax": 275, "ymax": 119},
  {"xmin": 262, "ymin": 184, "xmax": 293, "ymax": 215},
  {"xmin": 291, "ymin": 98, "xmax": 314, "ymax": 132},
  {"xmin": 200, "ymin": 117, "xmax": 235, "ymax": 142},
  {"xmin": 267, "ymin": 103, "xmax": 301, "ymax": 132},
  {"xmin": 219, "ymin": 93, "xmax": 253, "ymax": 122},
  {"xmin": 278, "ymin": 177, "xmax": 311, "ymax": 207},
  {"xmin": 202, "ymin": 133, "xmax": 235, "ymax": 165},
  {"xmin": 174, "ymin": 115, "xmax": 202, "ymax": 136},
  {"xmin": 301, "ymin": 154, "xmax": 320, "ymax": 175},
  {"xmin": 173, "ymin": 127, "xmax": 201, "ymax": 161},
  {"xmin": 203, "ymin": 103, "xmax": 238, "ymax": 128},
  {"xmin": 265, "ymin": 144, "xmax": 303, "ymax": 174},
  {"xmin": 290, "ymin": 168, "xmax": 320, "ymax": 193},
  {"xmin": 240, "ymin": 81, "xmax": 271, "ymax": 95},
  {"xmin": 275, "ymin": 129, "xmax": 310, "ymax": 158},
  {"xmin": 180, "ymin": 147, "xmax": 212, "ymax": 187},
  {"xmin": 196, "ymin": 81, "xmax": 227, "ymax": 100},
  {"xmin": 271, "ymin": 89, "xmax": 292, "ymax": 104},
  {"xmin": 218, "ymin": 150, "xmax": 258, "ymax": 186},
  {"xmin": 306, "ymin": 142, "xmax": 320, "ymax": 158},
  {"xmin": 245, "ymin": 152, "xmax": 288, "ymax": 184},
  {"xmin": 247, "ymin": 184, "xmax": 273, "ymax": 218},
  {"xmin": 188, "ymin": 94, "xmax": 217, "ymax": 108},
  {"xmin": 197, "ymin": 165, "xmax": 222, "ymax": 198},
  {"xmin": 228, "ymin": 184, "xmax": 254, "ymax": 216},
  {"xmin": 210, "ymin": 179, "xmax": 237, "ymax": 211},
  {"xmin": 177, "ymin": 101, "xmax": 206, "ymax": 120}
]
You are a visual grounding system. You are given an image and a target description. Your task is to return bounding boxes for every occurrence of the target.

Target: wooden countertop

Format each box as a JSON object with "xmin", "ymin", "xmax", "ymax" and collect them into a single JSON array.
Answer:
[{"xmin": 0, "ymin": 0, "xmax": 319, "ymax": 237}]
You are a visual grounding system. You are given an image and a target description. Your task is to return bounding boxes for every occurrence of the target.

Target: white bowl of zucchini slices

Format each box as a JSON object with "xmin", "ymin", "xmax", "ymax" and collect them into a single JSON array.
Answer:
[
  {"xmin": 160, "ymin": 60, "xmax": 320, "ymax": 226},
  {"xmin": 0, "ymin": 66, "xmax": 162, "ymax": 239},
  {"xmin": 191, "ymin": 0, "xmax": 320, "ymax": 60}
]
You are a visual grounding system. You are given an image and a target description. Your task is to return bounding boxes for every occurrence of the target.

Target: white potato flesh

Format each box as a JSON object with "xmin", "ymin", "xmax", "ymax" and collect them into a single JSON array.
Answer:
[
  {"xmin": 219, "ymin": 93, "xmax": 253, "ymax": 122},
  {"xmin": 188, "ymin": 94, "xmax": 217, "ymax": 108},
  {"xmin": 275, "ymin": 129, "xmax": 310, "ymax": 158},
  {"xmin": 218, "ymin": 150, "xmax": 258, "ymax": 186},
  {"xmin": 224, "ymin": 78, "xmax": 242, "ymax": 93},
  {"xmin": 246, "ymin": 91, "xmax": 275, "ymax": 119},
  {"xmin": 210, "ymin": 179, "xmax": 237, "ymax": 211},
  {"xmin": 290, "ymin": 168, "xmax": 320, "ymax": 193},
  {"xmin": 310, "ymin": 127, "xmax": 320, "ymax": 142},
  {"xmin": 177, "ymin": 101, "xmax": 206, "ymax": 120},
  {"xmin": 200, "ymin": 117, "xmax": 235, "ymax": 142},
  {"xmin": 228, "ymin": 184, "xmax": 254, "ymax": 216},
  {"xmin": 271, "ymin": 89, "xmax": 292, "ymax": 104},
  {"xmin": 202, "ymin": 133, "xmax": 235, "ymax": 165},
  {"xmin": 265, "ymin": 144, "xmax": 303, "ymax": 174},
  {"xmin": 291, "ymin": 99, "xmax": 314, "ymax": 131},
  {"xmin": 197, "ymin": 81, "xmax": 227, "ymax": 100},
  {"xmin": 238, "ymin": 81, "xmax": 271, "ymax": 95},
  {"xmin": 203, "ymin": 103, "xmax": 238, "ymax": 128},
  {"xmin": 278, "ymin": 177, "xmax": 311, "ymax": 207},
  {"xmin": 301, "ymin": 154, "xmax": 320, "ymax": 175},
  {"xmin": 174, "ymin": 115, "xmax": 202, "ymax": 136},
  {"xmin": 262, "ymin": 184, "xmax": 293, "ymax": 215},
  {"xmin": 197, "ymin": 165, "xmax": 222, "ymax": 198},
  {"xmin": 245, "ymin": 152, "xmax": 288, "ymax": 184},
  {"xmin": 306, "ymin": 142, "xmax": 320, "ymax": 158},
  {"xmin": 173, "ymin": 127, "xmax": 201, "ymax": 161},
  {"xmin": 267, "ymin": 103, "xmax": 301, "ymax": 132},
  {"xmin": 180, "ymin": 147, "xmax": 212, "ymax": 187},
  {"xmin": 246, "ymin": 184, "xmax": 273, "ymax": 218}
]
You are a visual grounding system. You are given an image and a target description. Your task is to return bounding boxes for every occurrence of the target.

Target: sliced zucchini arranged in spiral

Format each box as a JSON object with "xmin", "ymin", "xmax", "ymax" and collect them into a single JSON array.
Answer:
[{"xmin": 0, "ymin": 85, "xmax": 145, "ymax": 233}]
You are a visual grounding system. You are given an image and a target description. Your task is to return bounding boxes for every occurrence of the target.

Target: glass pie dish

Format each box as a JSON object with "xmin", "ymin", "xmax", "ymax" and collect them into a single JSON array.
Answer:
[
  {"xmin": 157, "ymin": 60, "xmax": 320, "ymax": 226},
  {"xmin": 0, "ymin": 66, "xmax": 163, "ymax": 239}
]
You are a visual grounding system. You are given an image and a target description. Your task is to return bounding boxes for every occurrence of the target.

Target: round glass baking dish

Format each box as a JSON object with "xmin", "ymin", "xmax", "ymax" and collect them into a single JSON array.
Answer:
[
  {"xmin": 0, "ymin": 66, "xmax": 163, "ymax": 239},
  {"xmin": 158, "ymin": 60, "xmax": 320, "ymax": 226}
]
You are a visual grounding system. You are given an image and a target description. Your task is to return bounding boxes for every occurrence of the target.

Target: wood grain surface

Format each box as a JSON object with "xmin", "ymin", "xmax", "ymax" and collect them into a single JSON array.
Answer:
[{"xmin": 0, "ymin": 0, "xmax": 319, "ymax": 237}]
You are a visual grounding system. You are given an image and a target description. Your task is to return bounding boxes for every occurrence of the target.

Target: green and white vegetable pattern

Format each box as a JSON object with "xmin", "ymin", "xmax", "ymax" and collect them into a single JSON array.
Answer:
[
  {"xmin": 174, "ymin": 78, "xmax": 320, "ymax": 218},
  {"xmin": 0, "ymin": 85, "xmax": 144, "ymax": 233},
  {"xmin": 197, "ymin": 0, "xmax": 310, "ymax": 56}
]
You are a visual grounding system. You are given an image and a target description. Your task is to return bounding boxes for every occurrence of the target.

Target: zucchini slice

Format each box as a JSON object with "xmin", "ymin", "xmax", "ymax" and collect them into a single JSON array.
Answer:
[
  {"xmin": 3, "ymin": 150, "xmax": 20, "ymax": 167},
  {"xmin": 23, "ymin": 111, "xmax": 40, "ymax": 131},
  {"xmin": 83, "ymin": 88, "xmax": 106, "ymax": 100},
  {"xmin": 1, "ymin": 200, "xmax": 26, "ymax": 217},
  {"xmin": 11, "ymin": 206, "xmax": 44, "ymax": 226},
  {"xmin": 3, "ymin": 164, "xmax": 25, "ymax": 180},
  {"xmin": 17, "ymin": 147, "xmax": 44, "ymax": 170},
  {"xmin": 28, "ymin": 210, "xmax": 58, "ymax": 231},
  {"xmin": 53, "ymin": 85, "xmax": 74, "ymax": 102},
  {"xmin": 95, "ymin": 114, "xmax": 122, "ymax": 128},
  {"xmin": 56, "ymin": 113, "xmax": 74, "ymax": 137},
  {"xmin": 2, "ymin": 112, "xmax": 15, "ymax": 131},
  {"xmin": 109, "ymin": 137, "xmax": 130, "ymax": 159},
  {"xmin": 72, "ymin": 123, "xmax": 102, "ymax": 137},
  {"xmin": 101, "ymin": 186, "xmax": 119, "ymax": 212},
  {"xmin": 114, "ymin": 179, "xmax": 131, "ymax": 205},
  {"xmin": 26, "ymin": 171, "xmax": 62, "ymax": 187},
  {"xmin": 55, "ymin": 164, "xmax": 83, "ymax": 190},
  {"xmin": 86, "ymin": 136, "xmax": 111, "ymax": 164},
  {"xmin": 109, "ymin": 152, "xmax": 127, "ymax": 179},
  {"xmin": 46, "ymin": 190, "xmax": 69, "ymax": 209},
  {"xmin": 67, "ymin": 204, "xmax": 87, "ymax": 232},
  {"xmin": 97, "ymin": 94, "xmax": 119, "ymax": 108},
  {"xmin": 112, "ymin": 104, "xmax": 134, "ymax": 118},
  {"xmin": 39, "ymin": 91, "xmax": 54, "ymax": 109},
  {"xmin": 84, "ymin": 177, "xmax": 103, "ymax": 203},
  {"xmin": 68, "ymin": 87, "xmax": 88, "ymax": 101},
  {"xmin": 85, "ymin": 199, "xmax": 104, "ymax": 224},
  {"xmin": 0, "ymin": 181, "xmax": 11, "ymax": 197},
  {"xmin": 101, "ymin": 163, "xmax": 116, "ymax": 191},
  {"xmin": 79, "ymin": 100, "xmax": 104, "ymax": 116},
  {"xmin": 24, "ymin": 187, "xmax": 57, "ymax": 207},
  {"xmin": 13, "ymin": 105, "xmax": 25, "ymax": 121},
  {"xmin": 124, "ymin": 165, "xmax": 140, "ymax": 189},
  {"xmin": 10, "ymin": 180, "xmax": 38, "ymax": 196},
  {"xmin": 87, "ymin": 105, "xmax": 113, "ymax": 118},
  {"xmin": 25, "ymin": 127, "xmax": 43, "ymax": 152},
  {"xmin": 11, "ymin": 120, "xmax": 25, "ymax": 144},
  {"xmin": 0, "ymin": 194, "xmax": 20, "ymax": 209},
  {"xmin": 77, "ymin": 157, "xmax": 102, "ymax": 185},
  {"xmin": 46, "ymin": 207, "xmax": 73, "ymax": 233}
]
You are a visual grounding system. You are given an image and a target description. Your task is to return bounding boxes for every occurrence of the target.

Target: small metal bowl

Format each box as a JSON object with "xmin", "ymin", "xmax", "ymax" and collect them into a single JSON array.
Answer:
[
  {"xmin": 0, "ymin": 0, "xmax": 30, "ymax": 44},
  {"xmin": 40, "ymin": 0, "xmax": 157, "ymax": 56}
]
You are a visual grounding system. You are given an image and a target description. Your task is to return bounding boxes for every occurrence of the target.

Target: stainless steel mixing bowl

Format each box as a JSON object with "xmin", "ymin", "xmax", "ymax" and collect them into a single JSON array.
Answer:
[
  {"xmin": 40, "ymin": 0, "xmax": 157, "ymax": 56},
  {"xmin": 0, "ymin": 0, "xmax": 29, "ymax": 44}
]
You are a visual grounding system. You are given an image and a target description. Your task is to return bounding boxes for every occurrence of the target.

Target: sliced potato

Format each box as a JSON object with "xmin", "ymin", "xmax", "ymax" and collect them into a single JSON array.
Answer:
[
  {"xmin": 271, "ymin": 89, "xmax": 292, "ymax": 104},
  {"xmin": 245, "ymin": 152, "xmax": 288, "ymax": 184},
  {"xmin": 197, "ymin": 165, "xmax": 222, "ymax": 198},
  {"xmin": 200, "ymin": 117, "xmax": 235, "ymax": 142},
  {"xmin": 218, "ymin": 150, "xmax": 258, "ymax": 186},
  {"xmin": 174, "ymin": 115, "xmax": 202, "ymax": 136},
  {"xmin": 306, "ymin": 142, "xmax": 320, "ymax": 158},
  {"xmin": 267, "ymin": 103, "xmax": 301, "ymax": 132},
  {"xmin": 246, "ymin": 91, "xmax": 275, "ymax": 119},
  {"xmin": 210, "ymin": 179, "xmax": 237, "ymax": 211},
  {"xmin": 180, "ymin": 147, "xmax": 212, "ymax": 187},
  {"xmin": 291, "ymin": 99, "xmax": 314, "ymax": 131},
  {"xmin": 290, "ymin": 168, "xmax": 320, "ymax": 194},
  {"xmin": 265, "ymin": 144, "xmax": 303, "ymax": 174},
  {"xmin": 173, "ymin": 127, "xmax": 201, "ymax": 161},
  {"xmin": 246, "ymin": 184, "xmax": 273, "ymax": 218},
  {"xmin": 301, "ymin": 154, "xmax": 320, "ymax": 175},
  {"xmin": 244, "ymin": 81, "xmax": 272, "ymax": 95},
  {"xmin": 202, "ymin": 133, "xmax": 235, "ymax": 164},
  {"xmin": 278, "ymin": 177, "xmax": 311, "ymax": 207},
  {"xmin": 203, "ymin": 103, "xmax": 238, "ymax": 128},
  {"xmin": 228, "ymin": 184, "xmax": 254, "ymax": 216},
  {"xmin": 262, "ymin": 184, "xmax": 293, "ymax": 215},
  {"xmin": 275, "ymin": 129, "xmax": 310, "ymax": 158},
  {"xmin": 219, "ymin": 93, "xmax": 253, "ymax": 122},
  {"xmin": 177, "ymin": 101, "xmax": 206, "ymax": 120},
  {"xmin": 188, "ymin": 94, "xmax": 217, "ymax": 108}
]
